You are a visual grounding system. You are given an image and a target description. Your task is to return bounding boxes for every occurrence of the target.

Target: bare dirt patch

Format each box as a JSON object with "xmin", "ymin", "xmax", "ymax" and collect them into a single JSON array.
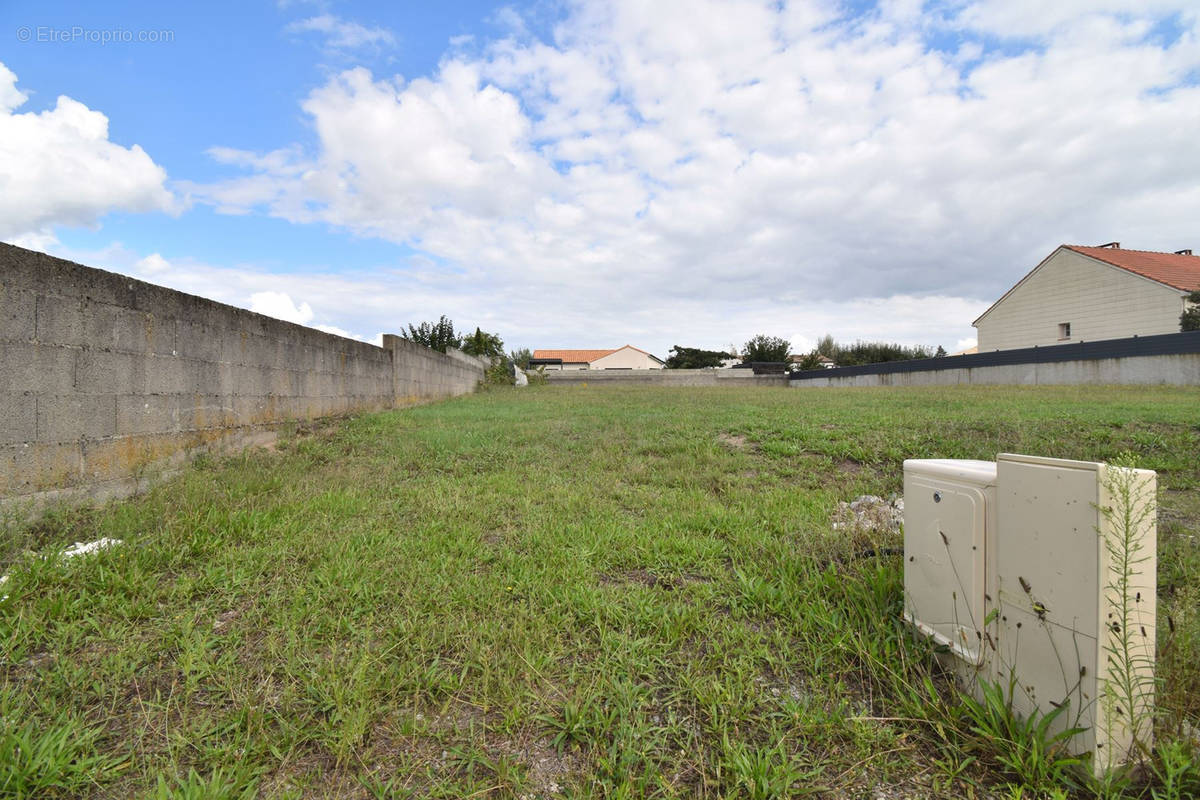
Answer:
[
  {"xmin": 717, "ymin": 432, "xmax": 750, "ymax": 449},
  {"xmin": 600, "ymin": 569, "xmax": 711, "ymax": 591},
  {"xmin": 836, "ymin": 457, "xmax": 863, "ymax": 475}
]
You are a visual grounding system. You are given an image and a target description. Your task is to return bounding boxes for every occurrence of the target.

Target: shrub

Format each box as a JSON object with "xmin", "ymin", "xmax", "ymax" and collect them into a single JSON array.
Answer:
[
  {"xmin": 741, "ymin": 335, "xmax": 791, "ymax": 363},
  {"xmin": 665, "ymin": 345, "xmax": 729, "ymax": 369},
  {"xmin": 808, "ymin": 333, "xmax": 935, "ymax": 366},
  {"xmin": 1181, "ymin": 291, "xmax": 1200, "ymax": 332},
  {"xmin": 483, "ymin": 358, "xmax": 515, "ymax": 387},
  {"xmin": 401, "ymin": 316, "xmax": 461, "ymax": 353},
  {"xmin": 461, "ymin": 327, "xmax": 505, "ymax": 359}
]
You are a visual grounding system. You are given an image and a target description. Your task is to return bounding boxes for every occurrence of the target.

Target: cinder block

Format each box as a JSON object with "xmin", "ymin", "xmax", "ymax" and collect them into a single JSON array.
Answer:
[
  {"xmin": 35, "ymin": 294, "xmax": 85, "ymax": 346},
  {"xmin": 220, "ymin": 329, "xmax": 249, "ymax": 365},
  {"xmin": 0, "ymin": 392, "xmax": 37, "ymax": 444},
  {"xmin": 229, "ymin": 363, "xmax": 275, "ymax": 397},
  {"xmin": 232, "ymin": 395, "xmax": 280, "ymax": 424},
  {"xmin": 1, "ymin": 341, "xmax": 77, "ymax": 394},
  {"xmin": 244, "ymin": 334, "xmax": 282, "ymax": 369},
  {"xmin": 0, "ymin": 244, "xmax": 141, "ymax": 306},
  {"xmin": 144, "ymin": 355, "xmax": 194, "ymax": 394},
  {"xmin": 190, "ymin": 360, "xmax": 224, "ymax": 396},
  {"xmin": 81, "ymin": 301, "xmax": 175, "ymax": 355},
  {"xmin": 75, "ymin": 350, "xmax": 147, "ymax": 395},
  {"xmin": 174, "ymin": 319, "xmax": 224, "ymax": 362},
  {"xmin": 116, "ymin": 394, "xmax": 180, "ymax": 435},
  {"xmin": 187, "ymin": 395, "xmax": 234, "ymax": 429},
  {"xmin": 81, "ymin": 432, "xmax": 191, "ymax": 484},
  {"xmin": 0, "ymin": 286, "xmax": 36, "ymax": 342},
  {"xmin": 37, "ymin": 394, "xmax": 117, "ymax": 441},
  {"xmin": 0, "ymin": 441, "xmax": 82, "ymax": 494}
]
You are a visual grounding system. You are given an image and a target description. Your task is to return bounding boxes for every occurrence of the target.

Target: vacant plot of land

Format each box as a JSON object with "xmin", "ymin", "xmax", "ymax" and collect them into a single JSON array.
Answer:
[{"xmin": 2, "ymin": 385, "xmax": 1198, "ymax": 798}]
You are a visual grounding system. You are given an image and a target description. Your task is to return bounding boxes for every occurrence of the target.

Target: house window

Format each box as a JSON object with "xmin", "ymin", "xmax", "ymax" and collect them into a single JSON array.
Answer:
[{"xmin": 1058, "ymin": 322, "xmax": 1071, "ymax": 340}]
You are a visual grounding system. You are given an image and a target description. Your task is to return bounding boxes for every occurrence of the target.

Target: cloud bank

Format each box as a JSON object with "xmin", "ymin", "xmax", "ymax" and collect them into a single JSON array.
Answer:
[
  {"xmin": 186, "ymin": 1, "xmax": 1200, "ymax": 351},
  {"xmin": 6, "ymin": 2, "xmax": 1200, "ymax": 356},
  {"xmin": 0, "ymin": 63, "xmax": 176, "ymax": 248}
]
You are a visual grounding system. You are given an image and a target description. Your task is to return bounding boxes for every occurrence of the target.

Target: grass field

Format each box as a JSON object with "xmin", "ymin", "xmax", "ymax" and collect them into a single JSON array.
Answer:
[{"xmin": 2, "ymin": 384, "xmax": 1199, "ymax": 799}]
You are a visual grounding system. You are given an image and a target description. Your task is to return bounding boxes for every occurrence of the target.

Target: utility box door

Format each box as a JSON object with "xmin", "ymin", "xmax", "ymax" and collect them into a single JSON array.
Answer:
[
  {"xmin": 995, "ymin": 453, "xmax": 1157, "ymax": 774},
  {"xmin": 903, "ymin": 460, "xmax": 995, "ymax": 666}
]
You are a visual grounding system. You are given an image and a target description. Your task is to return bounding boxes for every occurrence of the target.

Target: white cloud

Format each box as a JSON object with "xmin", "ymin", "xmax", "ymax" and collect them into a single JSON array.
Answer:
[
  {"xmin": 955, "ymin": 337, "xmax": 979, "ymax": 353},
  {"xmin": 181, "ymin": 2, "xmax": 1200, "ymax": 352},
  {"xmin": 0, "ymin": 62, "xmax": 176, "ymax": 245},
  {"xmin": 135, "ymin": 252, "xmax": 171, "ymax": 275},
  {"xmin": 248, "ymin": 291, "xmax": 314, "ymax": 325},
  {"xmin": 286, "ymin": 14, "xmax": 395, "ymax": 51}
]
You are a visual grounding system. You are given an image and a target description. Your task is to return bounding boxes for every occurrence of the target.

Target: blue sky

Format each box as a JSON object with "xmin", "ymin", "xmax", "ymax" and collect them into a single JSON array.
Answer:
[
  {"xmin": 2, "ymin": 0, "xmax": 514, "ymax": 270},
  {"xmin": 2, "ymin": 1, "xmax": 1199, "ymax": 355}
]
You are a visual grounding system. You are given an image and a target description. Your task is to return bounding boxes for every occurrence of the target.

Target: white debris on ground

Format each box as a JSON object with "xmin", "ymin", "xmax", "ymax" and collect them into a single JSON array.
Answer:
[
  {"xmin": 831, "ymin": 495, "xmax": 904, "ymax": 537},
  {"xmin": 0, "ymin": 537, "xmax": 123, "ymax": 602},
  {"xmin": 58, "ymin": 537, "xmax": 123, "ymax": 559}
]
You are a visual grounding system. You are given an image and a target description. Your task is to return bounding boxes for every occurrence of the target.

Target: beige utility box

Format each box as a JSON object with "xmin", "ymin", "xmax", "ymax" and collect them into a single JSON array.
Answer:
[
  {"xmin": 903, "ymin": 459, "xmax": 997, "ymax": 666},
  {"xmin": 904, "ymin": 454, "xmax": 1157, "ymax": 775}
]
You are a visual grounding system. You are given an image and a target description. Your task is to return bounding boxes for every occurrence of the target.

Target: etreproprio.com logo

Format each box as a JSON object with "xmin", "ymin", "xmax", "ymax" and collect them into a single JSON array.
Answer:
[{"xmin": 16, "ymin": 25, "xmax": 175, "ymax": 44}]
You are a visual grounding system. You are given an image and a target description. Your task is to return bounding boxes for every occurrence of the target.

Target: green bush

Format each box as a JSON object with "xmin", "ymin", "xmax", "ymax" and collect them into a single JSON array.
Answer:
[
  {"xmin": 665, "ymin": 345, "xmax": 730, "ymax": 369},
  {"xmin": 400, "ymin": 315, "xmax": 461, "ymax": 353},
  {"xmin": 741, "ymin": 334, "xmax": 791, "ymax": 363},
  {"xmin": 483, "ymin": 358, "xmax": 515, "ymax": 387},
  {"xmin": 1181, "ymin": 291, "xmax": 1200, "ymax": 332},
  {"xmin": 462, "ymin": 327, "xmax": 505, "ymax": 359}
]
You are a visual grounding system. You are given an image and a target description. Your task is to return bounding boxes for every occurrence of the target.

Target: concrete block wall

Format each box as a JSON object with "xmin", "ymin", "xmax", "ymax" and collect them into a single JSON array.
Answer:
[
  {"xmin": 1, "ymin": 243, "xmax": 485, "ymax": 505},
  {"xmin": 544, "ymin": 369, "xmax": 788, "ymax": 387},
  {"xmin": 788, "ymin": 353, "xmax": 1200, "ymax": 389}
]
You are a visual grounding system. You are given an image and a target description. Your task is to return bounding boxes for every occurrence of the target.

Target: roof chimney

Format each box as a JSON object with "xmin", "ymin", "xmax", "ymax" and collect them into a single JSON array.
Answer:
[
  {"xmin": 1175, "ymin": 249, "xmax": 1193, "ymax": 256},
  {"xmin": 1099, "ymin": 241, "xmax": 1120, "ymax": 249}
]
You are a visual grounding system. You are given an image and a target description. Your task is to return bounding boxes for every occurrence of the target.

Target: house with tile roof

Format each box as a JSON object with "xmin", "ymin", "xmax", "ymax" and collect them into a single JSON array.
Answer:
[
  {"xmin": 530, "ymin": 345, "xmax": 665, "ymax": 370},
  {"xmin": 973, "ymin": 243, "xmax": 1200, "ymax": 352}
]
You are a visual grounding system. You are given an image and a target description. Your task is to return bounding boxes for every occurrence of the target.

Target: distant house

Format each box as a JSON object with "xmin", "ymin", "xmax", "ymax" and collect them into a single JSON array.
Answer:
[
  {"xmin": 974, "ymin": 243, "xmax": 1200, "ymax": 351},
  {"xmin": 530, "ymin": 345, "xmax": 665, "ymax": 370}
]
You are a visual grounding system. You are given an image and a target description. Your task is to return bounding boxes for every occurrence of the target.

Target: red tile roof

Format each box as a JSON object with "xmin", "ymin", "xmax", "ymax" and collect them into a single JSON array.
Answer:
[
  {"xmin": 532, "ymin": 345, "xmax": 665, "ymax": 364},
  {"xmin": 532, "ymin": 348, "xmax": 617, "ymax": 362},
  {"xmin": 1066, "ymin": 245, "xmax": 1200, "ymax": 291}
]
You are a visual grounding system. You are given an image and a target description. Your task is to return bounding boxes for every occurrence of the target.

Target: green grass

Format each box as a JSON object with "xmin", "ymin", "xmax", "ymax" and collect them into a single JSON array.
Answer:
[{"xmin": 1, "ymin": 384, "xmax": 1198, "ymax": 798}]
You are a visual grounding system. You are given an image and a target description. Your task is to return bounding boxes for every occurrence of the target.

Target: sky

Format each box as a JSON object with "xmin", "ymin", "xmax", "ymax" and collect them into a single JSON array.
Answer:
[{"xmin": 2, "ymin": 1, "xmax": 1198, "ymax": 357}]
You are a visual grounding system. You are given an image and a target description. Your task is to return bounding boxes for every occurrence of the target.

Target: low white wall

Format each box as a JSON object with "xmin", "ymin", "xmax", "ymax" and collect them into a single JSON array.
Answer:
[{"xmin": 789, "ymin": 353, "xmax": 1200, "ymax": 388}]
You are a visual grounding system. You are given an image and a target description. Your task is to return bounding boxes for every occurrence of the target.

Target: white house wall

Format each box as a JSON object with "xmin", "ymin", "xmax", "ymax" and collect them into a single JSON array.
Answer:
[
  {"xmin": 590, "ymin": 347, "xmax": 663, "ymax": 369},
  {"xmin": 976, "ymin": 249, "xmax": 1186, "ymax": 352}
]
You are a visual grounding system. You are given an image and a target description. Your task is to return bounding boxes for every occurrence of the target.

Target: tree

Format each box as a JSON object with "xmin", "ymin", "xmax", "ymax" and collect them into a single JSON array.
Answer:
[
  {"xmin": 795, "ymin": 352, "xmax": 823, "ymax": 370},
  {"xmin": 510, "ymin": 348, "xmax": 533, "ymax": 370},
  {"xmin": 741, "ymin": 334, "xmax": 791, "ymax": 363},
  {"xmin": 401, "ymin": 315, "xmax": 461, "ymax": 353},
  {"xmin": 461, "ymin": 327, "xmax": 505, "ymax": 359},
  {"xmin": 935, "ymin": 345, "xmax": 947, "ymax": 357},
  {"xmin": 1181, "ymin": 290, "xmax": 1200, "ymax": 332},
  {"xmin": 804, "ymin": 334, "xmax": 934, "ymax": 366},
  {"xmin": 665, "ymin": 345, "xmax": 728, "ymax": 369}
]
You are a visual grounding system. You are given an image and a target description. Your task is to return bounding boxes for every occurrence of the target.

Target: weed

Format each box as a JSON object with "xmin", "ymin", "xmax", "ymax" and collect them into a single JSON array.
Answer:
[
  {"xmin": 959, "ymin": 676, "xmax": 1086, "ymax": 794},
  {"xmin": 0, "ymin": 713, "xmax": 126, "ymax": 799},
  {"xmin": 147, "ymin": 767, "xmax": 259, "ymax": 800},
  {"xmin": 538, "ymin": 698, "xmax": 593, "ymax": 752},
  {"xmin": 1097, "ymin": 453, "xmax": 1158, "ymax": 765},
  {"xmin": 1149, "ymin": 738, "xmax": 1200, "ymax": 800},
  {"xmin": 719, "ymin": 737, "xmax": 823, "ymax": 799}
]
